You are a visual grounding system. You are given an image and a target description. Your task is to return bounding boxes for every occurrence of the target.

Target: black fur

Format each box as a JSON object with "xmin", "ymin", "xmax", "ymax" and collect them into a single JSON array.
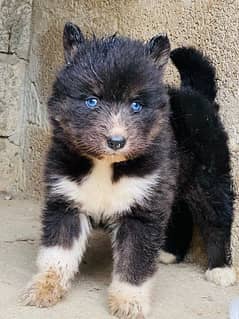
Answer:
[
  {"xmin": 164, "ymin": 47, "xmax": 234, "ymax": 268},
  {"xmin": 41, "ymin": 24, "xmax": 233, "ymax": 293},
  {"xmin": 170, "ymin": 47, "xmax": 217, "ymax": 102},
  {"xmin": 42, "ymin": 197, "xmax": 81, "ymax": 248},
  {"xmin": 113, "ymin": 210, "xmax": 165, "ymax": 283}
]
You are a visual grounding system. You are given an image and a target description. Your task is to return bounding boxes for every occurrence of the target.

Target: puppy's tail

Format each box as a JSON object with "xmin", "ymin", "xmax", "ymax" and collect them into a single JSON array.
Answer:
[{"xmin": 170, "ymin": 47, "xmax": 217, "ymax": 103}]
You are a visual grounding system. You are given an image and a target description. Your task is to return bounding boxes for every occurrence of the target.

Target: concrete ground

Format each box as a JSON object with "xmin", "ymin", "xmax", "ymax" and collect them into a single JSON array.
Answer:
[{"xmin": 0, "ymin": 200, "xmax": 238, "ymax": 319}]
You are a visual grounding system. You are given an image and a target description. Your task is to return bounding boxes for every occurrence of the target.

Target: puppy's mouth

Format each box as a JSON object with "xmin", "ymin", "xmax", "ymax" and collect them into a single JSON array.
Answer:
[{"xmin": 88, "ymin": 142, "xmax": 144, "ymax": 163}]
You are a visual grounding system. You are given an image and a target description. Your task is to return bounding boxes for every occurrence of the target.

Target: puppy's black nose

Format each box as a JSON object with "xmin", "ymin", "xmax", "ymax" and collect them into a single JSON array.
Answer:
[{"xmin": 107, "ymin": 135, "xmax": 126, "ymax": 150}]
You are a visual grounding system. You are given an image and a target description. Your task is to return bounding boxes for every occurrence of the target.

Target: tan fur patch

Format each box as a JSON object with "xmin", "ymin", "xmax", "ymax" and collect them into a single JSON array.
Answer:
[
  {"xmin": 102, "ymin": 154, "xmax": 127, "ymax": 163},
  {"xmin": 109, "ymin": 112, "xmax": 128, "ymax": 138},
  {"xmin": 149, "ymin": 121, "xmax": 162, "ymax": 141},
  {"xmin": 185, "ymin": 225, "xmax": 207, "ymax": 267},
  {"xmin": 21, "ymin": 269, "xmax": 66, "ymax": 307}
]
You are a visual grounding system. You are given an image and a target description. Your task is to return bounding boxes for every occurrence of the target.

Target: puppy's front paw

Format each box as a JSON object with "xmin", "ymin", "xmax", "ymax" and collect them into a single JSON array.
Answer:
[
  {"xmin": 108, "ymin": 278, "xmax": 151, "ymax": 319},
  {"xmin": 21, "ymin": 270, "xmax": 66, "ymax": 307},
  {"xmin": 108, "ymin": 292, "xmax": 145, "ymax": 319},
  {"xmin": 205, "ymin": 267, "xmax": 236, "ymax": 287}
]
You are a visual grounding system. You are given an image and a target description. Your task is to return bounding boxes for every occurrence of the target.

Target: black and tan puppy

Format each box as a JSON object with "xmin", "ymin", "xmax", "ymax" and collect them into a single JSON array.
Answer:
[{"xmin": 22, "ymin": 23, "xmax": 236, "ymax": 318}]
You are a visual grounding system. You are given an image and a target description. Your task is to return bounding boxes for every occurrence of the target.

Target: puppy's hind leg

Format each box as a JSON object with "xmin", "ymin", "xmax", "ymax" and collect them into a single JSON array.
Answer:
[
  {"xmin": 202, "ymin": 224, "xmax": 236, "ymax": 287},
  {"xmin": 21, "ymin": 198, "xmax": 91, "ymax": 307},
  {"xmin": 196, "ymin": 181, "xmax": 236, "ymax": 287},
  {"xmin": 159, "ymin": 200, "xmax": 193, "ymax": 264}
]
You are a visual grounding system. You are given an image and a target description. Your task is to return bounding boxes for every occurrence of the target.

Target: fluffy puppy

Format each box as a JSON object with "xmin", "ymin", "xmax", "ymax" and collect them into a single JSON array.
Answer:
[{"xmin": 22, "ymin": 23, "xmax": 235, "ymax": 318}]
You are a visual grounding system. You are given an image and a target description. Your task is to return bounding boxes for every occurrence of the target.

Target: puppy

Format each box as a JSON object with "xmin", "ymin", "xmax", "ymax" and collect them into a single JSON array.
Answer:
[{"xmin": 22, "ymin": 22, "xmax": 235, "ymax": 318}]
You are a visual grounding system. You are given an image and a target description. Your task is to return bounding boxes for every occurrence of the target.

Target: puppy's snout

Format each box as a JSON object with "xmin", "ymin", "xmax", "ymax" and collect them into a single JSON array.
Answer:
[{"xmin": 107, "ymin": 135, "xmax": 126, "ymax": 150}]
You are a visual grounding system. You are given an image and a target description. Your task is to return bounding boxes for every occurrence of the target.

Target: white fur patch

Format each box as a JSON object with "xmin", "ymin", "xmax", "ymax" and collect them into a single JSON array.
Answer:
[
  {"xmin": 159, "ymin": 250, "xmax": 177, "ymax": 264},
  {"xmin": 37, "ymin": 214, "xmax": 91, "ymax": 288},
  {"xmin": 51, "ymin": 159, "xmax": 158, "ymax": 222},
  {"xmin": 205, "ymin": 267, "xmax": 236, "ymax": 287},
  {"xmin": 108, "ymin": 274, "xmax": 154, "ymax": 318}
]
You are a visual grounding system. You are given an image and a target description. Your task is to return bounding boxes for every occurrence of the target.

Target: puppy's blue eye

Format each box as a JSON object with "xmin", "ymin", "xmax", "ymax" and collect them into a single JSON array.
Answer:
[
  {"xmin": 131, "ymin": 102, "xmax": 142, "ymax": 113},
  {"xmin": 85, "ymin": 97, "xmax": 98, "ymax": 109}
]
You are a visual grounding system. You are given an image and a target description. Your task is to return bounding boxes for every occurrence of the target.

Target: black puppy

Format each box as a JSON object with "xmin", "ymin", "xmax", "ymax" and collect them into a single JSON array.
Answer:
[{"xmin": 22, "ymin": 23, "xmax": 235, "ymax": 318}]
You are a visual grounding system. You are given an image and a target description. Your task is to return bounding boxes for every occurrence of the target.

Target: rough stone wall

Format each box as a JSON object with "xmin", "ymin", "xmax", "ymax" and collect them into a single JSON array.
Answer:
[
  {"xmin": 1, "ymin": 1, "xmax": 239, "ymax": 264},
  {"xmin": 0, "ymin": 0, "xmax": 33, "ymax": 195}
]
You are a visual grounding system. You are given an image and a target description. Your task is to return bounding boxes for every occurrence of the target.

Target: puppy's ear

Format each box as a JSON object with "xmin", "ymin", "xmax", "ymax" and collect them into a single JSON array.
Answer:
[
  {"xmin": 63, "ymin": 22, "xmax": 85, "ymax": 63},
  {"xmin": 147, "ymin": 34, "xmax": 170, "ymax": 69}
]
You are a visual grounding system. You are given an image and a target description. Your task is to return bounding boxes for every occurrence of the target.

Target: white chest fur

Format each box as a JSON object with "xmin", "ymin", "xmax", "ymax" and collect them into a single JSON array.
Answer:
[{"xmin": 52, "ymin": 160, "xmax": 158, "ymax": 221}]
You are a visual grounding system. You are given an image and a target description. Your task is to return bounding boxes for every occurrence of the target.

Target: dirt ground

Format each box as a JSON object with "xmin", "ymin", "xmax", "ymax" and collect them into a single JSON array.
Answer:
[{"xmin": 0, "ymin": 200, "xmax": 238, "ymax": 319}]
